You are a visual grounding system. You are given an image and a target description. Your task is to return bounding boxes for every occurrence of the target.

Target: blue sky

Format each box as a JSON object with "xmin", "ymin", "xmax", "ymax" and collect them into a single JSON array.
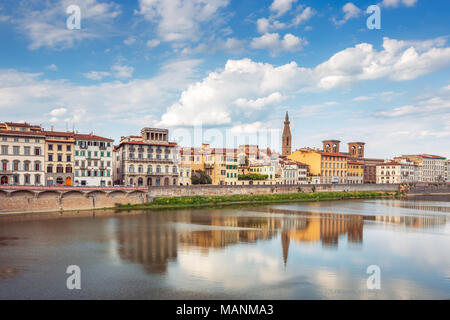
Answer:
[{"xmin": 0, "ymin": 0, "xmax": 449, "ymax": 158}]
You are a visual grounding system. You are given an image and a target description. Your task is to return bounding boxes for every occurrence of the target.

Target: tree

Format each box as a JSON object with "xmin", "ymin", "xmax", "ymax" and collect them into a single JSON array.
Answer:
[{"xmin": 191, "ymin": 170, "xmax": 212, "ymax": 185}]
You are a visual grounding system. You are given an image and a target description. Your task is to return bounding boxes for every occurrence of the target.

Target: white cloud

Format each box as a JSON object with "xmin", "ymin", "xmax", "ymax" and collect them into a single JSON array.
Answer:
[
  {"xmin": 234, "ymin": 92, "xmax": 285, "ymax": 109},
  {"xmin": 46, "ymin": 64, "xmax": 58, "ymax": 71},
  {"xmin": 333, "ymin": 2, "xmax": 362, "ymax": 25},
  {"xmin": 377, "ymin": 96, "xmax": 450, "ymax": 117},
  {"xmin": 0, "ymin": 59, "xmax": 202, "ymax": 132},
  {"xmin": 160, "ymin": 37, "xmax": 450, "ymax": 127},
  {"xmin": 83, "ymin": 71, "xmax": 111, "ymax": 81},
  {"xmin": 14, "ymin": 0, "xmax": 121, "ymax": 50},
  {"xmin": 136, "ymin": 0, "xmax": 230, "ymax": 42},
  {"xmin": 251, "ymin": 33, "xmax": 307, "ymax": 56},
  {"xmin": 270, "ymin": 0, "xmax": 297, "ymax": 17},
  {"xmin": 124, "ymin": 36, "xmax": 136, "ymax": 45},
  {"xmin": 292, "ymin": 6, "xmax": 315, "ymax": 26},
  {"xmin": 146, "ymin": 39, "xmax": 161, "ymax": 48},
  {"xmin": 111, "ymin": 65, "xmax": 134, "ymax": 79},
  {"xmin": 49, "ymin": 107, "xmax": 67, "ymax": 117},
  {"xmin": 381, "ymin": 0, "xmax": 418, "ymax": 8},
  {"xmin": 256, "ymin": 17, "xmax": 286, "ymax": 34},
  {"xmin": 353, "ymin": 96, "xmax": 374, "ymax": 101}
]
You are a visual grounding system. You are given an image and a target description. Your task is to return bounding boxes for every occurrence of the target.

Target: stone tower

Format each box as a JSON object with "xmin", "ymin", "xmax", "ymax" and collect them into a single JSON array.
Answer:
[
  {"xmin": 282, "ymin": 111, "xmax": 292, "ymax": 156},
  {"xmin": 348, "ymin": 142, "xmax": 365, "ymax": 159},
  {"xmin": 322, "ymin": 140, "xmax": 341, "ymax": 153}
]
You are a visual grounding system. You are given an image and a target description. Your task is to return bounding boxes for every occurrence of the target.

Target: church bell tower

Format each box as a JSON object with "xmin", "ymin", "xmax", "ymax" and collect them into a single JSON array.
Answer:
[{"xmin": 282, "ymin": 111, "xmax": 292, "ymax": 156}]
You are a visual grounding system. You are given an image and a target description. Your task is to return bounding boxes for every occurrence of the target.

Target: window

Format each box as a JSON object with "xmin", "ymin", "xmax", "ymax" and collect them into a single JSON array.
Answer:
[
  {"xmin": 67, "ymin": 155, "xmax": 71, "ymax": 162},
  {"xmin": 48, "ymin": 154, "xmax": 53, "ymax": 162},
  {"xmin": 24, "ymin": 147, "xmax": 30, "ymax": 155},
  {"xmin": 57, "ymin": 154, "xmax": 62, "ymax": 162},
  {"xmin": 34, "ymin": 162, "xmax": 40, "ymax": 171},
  {"xmin": 48, "ymin": 144, "xmax": 53, "ymax": 151},
  {"xmin": 35, "ymin": 174, "xmax": 40, "ymax": 184},
  {"xmin": 34, "ymin": 148, "xmax": 40, "ymax": 156},
  {"xmin": 1, "ymin": 146, "xmax": 8, "ymax": 155},
  {"xmin": 13, "ymin": 146, "xmax": 20, "ymax": 155},
  {"xmin": 47, "ymin": 165, "xmax": 53, "ymax": 173},
  {"xmin": 57, "ymin": 145, "xmax": 62, "ymax": 151},
  {"xmin": 67, "ymin": 145, "xmax": 71, "ymax": 152}
]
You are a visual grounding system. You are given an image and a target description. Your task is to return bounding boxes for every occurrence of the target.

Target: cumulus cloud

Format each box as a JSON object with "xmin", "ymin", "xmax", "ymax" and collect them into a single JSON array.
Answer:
[
  {"xmin": 159, "ymin": 37, "xmax": 450, "ymax": 126},
  {"xmin": 13, "ymin": 0, "xmax": 121, "ymax": 50},
  {"xmin": 234, "ymin": 92, "xmax": 285, "ymax": 109},
  {"xmin": 270, "ymin": 0, "xmax": 297, "ymax": 17},
  {"xmin": 0, "ymin": 59, "xmax": 202, "ymax": 132},
  {"xmin": 333, "ymin": 2, "xmax": 362, "ymax": 25},
  {"xmin": 292, "ymin": 6, "xmax": 315, "ymax": 26},
  {"xmin": 49, "ymin": 107, "xmax": 67, "ymax": 117},
  {"xmin": 251, "ymin": 33, "xmax": 307, "ymax": 56},
  {"xmin": 136, "ymin": 0, "xmax": 230, "ymax": 42}
]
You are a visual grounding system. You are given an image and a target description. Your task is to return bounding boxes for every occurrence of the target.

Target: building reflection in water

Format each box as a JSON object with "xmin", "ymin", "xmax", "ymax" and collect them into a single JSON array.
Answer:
[{"xmin": 114, "ymin": 207, "xmax": 448, "ymax": 274}]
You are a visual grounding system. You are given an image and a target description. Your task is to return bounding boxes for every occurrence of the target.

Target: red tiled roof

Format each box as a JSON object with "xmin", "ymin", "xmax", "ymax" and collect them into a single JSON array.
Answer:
[
  {"xmin": 376, "ymin": 162, "xmax": 399, "ymax": 166},
  {"xmin": 5, "ymin": 122, "xmax": 41, "ymax": 129},
  {"xmin": 421, "ymin": 154, "xmax": 446, "ymax": 159},
  {"xmin": 348, "ymin": 161, "xmax": 364, "ymax": 165},
  {"xmin": 0, "ymin": 129, "xmax": 46, "ymax": 136},
  {"xmin": 43, "ymin": 130, "xmax": 75, "ymax": 137},
  {"xmin": 319, "ymin": 151, "xmax": 348, "ymax": 157},
  {"xmin": 118, "ymin": 141, "xmax": 177, "ymax": 147},
  {"xmin": 74, "ymin": 133, "xmax": 113, "ymax": 142}
]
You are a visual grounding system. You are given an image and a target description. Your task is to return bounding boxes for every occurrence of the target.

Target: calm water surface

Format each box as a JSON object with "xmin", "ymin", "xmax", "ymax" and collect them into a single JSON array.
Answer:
[{"xmin": 0, "ymin": 196, "xmax": 449, "ymax": 299}]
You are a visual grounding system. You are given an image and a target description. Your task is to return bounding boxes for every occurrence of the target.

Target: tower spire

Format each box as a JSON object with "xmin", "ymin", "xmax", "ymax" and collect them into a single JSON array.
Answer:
[{"xmin": 282, "ymin": 111, "xmax": 292, "ymax": 156}]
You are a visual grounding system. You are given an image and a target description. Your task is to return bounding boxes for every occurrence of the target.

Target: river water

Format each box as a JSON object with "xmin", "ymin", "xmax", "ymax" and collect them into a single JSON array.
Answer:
[{"xmin": 0, "ymin": 196, "xmax": 449, "ymax": 299}]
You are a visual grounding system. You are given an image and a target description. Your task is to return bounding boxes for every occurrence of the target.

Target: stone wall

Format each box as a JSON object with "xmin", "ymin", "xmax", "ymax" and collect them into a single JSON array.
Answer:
[{"xmin": 0, "ymin": 183, "xmax": 401, "ymax": 214}]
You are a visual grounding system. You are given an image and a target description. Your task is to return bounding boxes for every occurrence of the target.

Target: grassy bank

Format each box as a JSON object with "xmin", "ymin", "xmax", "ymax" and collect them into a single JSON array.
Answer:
[{"xmin": 115, "ymin": 191, "xmax": 398, "ymax": 211}]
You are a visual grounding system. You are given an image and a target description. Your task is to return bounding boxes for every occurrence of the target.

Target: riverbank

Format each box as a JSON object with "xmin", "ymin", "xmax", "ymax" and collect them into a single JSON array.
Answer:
[{"xmin": 114, "ymin": 191, "xmax": 399, "ymax": 211}]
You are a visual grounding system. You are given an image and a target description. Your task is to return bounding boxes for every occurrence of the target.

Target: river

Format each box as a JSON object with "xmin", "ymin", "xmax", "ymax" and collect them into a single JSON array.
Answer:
[{"xmin": 0, "ymin": 195, "xmax": 449, "ymax": 299}]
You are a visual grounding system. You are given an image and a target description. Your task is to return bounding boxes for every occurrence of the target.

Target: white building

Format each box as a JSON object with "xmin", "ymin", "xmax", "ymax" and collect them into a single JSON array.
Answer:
[
  {"xmin": 395, "ymin": 155, "xmax": 447, "ymax": 182},
  {"xmin": 179, "ymin": 166, "xmax": 192, "ymax": 186},
  {"xmin": 115, "ymin": 128, "xmax": 179, "ymax": 187},
  {"xmin": 74, "ymin": 134, "xmax": 114, "ymax": 186},
  {"xmin": 280, "ymin": 161, "xmax": 308, "ymax": 185},
  {"xmin": 376, "ymin": 160, "xmax": 419, "ymax": 184},
  {"xmin": 0, "ymin": 122, "xmax": 45, "ymax": 186}
]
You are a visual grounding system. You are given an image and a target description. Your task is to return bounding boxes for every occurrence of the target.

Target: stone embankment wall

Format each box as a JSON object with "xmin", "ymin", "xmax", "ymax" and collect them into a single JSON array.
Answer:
[{"xmin": 0, "ymin": 184, "xmax": 401, "ymax": 214}]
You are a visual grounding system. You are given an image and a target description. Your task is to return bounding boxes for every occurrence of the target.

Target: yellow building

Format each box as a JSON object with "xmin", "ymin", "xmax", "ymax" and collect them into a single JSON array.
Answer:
[
  {"xmin": 347, "ymin": 161, "xmax": 364, "ymax": 184},
  {"xmin": 43, "ymin": 130, "xmax": 75, "ymax": 186},
  {"xmin": 244, "ymin": 163, "xmax": 278, "ymax": 185},
  {"xmin": 288, "ymin": 147, "xmax": 348, "ymax": 184},
  {"xmin": 180, "ymin": 144, "xmax": 238, "ymax": 185}
]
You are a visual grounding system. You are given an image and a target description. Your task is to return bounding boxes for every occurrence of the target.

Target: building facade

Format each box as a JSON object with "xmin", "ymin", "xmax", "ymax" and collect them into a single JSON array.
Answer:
[
  {"xmin": 115, "ymin": 128, "xmax": 179, "ymax": 187},
  {"xmin": 395, "ymin": 155, "xmax": 447, "ymax": 182},
  {"xmin": 347, "ymin": 161, "xmax": 364, "ymax": 184},
  {"xmin": 288, "ymin": 143, "xmax": 348, "ymax": 184},
  {"xmin": 43, "ymin": 130, "xmax": 75, "ymax": 186},
  {"xmin": 0, "ymin": 122, "xmax": 45, "ymax": 185},
  {"xmin": 74, "ymin": 134, "xmax": 114, "ymax": 186},
  {"xmin": 180, "ymin": 144, "xmax": 239, "ymax": 186},
  {"xmin": 279, "ymin": 161, "xmax": 308, "ymax": 185},
  {"xmin": 179, "ymin": 166, "xmax": 192, "ymax": 186}
]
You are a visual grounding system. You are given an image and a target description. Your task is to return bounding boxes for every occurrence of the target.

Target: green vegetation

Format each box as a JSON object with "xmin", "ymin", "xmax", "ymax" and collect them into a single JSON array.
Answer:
[
  {"xmin": 115, "ymin": 191, "xmax": 395, "ymax": 211},
  {"xmin": 191, "ymin": 170, "xmax": 212, "ymax": 185},
  {"xmin": 238, "ymin": 174, "xmax": 268, "ymax": 181}
]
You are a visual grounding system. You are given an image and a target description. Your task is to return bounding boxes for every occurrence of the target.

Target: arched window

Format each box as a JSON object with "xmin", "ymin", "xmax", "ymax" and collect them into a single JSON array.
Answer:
[{"xmin": 66, "ymin": 165, "xmax": 72, "ymax": 173}]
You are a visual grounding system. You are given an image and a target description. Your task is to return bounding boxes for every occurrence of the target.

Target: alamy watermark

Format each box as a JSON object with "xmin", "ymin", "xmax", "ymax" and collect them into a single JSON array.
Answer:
[
  {"xmin": 367, "ymin": 5, "xmax": 381, "ymax": 30},
  {"xmin": 66, "ymin": 265, "xmax": 81, "ymax": 290},
  {"xmin": 366, "ymin": 265, "xmax": 381, "ymax": 290},
  {"xmin": 66, "ymin": 5, "xmax": 81, "ymax": 30}
]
